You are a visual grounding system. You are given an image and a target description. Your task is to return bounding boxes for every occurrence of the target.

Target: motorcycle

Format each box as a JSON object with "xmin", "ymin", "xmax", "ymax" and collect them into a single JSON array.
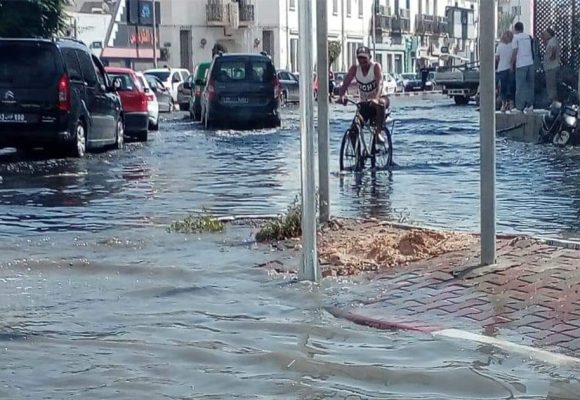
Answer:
[{"xmin": 539, "ymin": 84, "xmax": 579, "ymax": 146}]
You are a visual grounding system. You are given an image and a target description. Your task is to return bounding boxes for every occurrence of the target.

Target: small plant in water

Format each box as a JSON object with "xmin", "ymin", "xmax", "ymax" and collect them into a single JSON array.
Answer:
[
  {"xmin": 256, "ymin": 197, "xmax": 302, "ymax": 242},
  {"xmin": 168, "ymin": 209, "xmax": 225, "ymax": 234}
]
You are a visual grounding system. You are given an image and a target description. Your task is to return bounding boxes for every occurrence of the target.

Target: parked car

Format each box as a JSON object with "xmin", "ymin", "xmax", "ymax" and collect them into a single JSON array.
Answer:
[
  {"xmin": 400, "ymin": 73, "xmax": 434, "ymax": 92},
  {"xmin": 105, "ymin": 67, "xmax": 149, "ymax": 141},
  {"xmin": 187, "ymin": 62, "xmax": 211, "ymax": 121},
  {"xmin": 383, "ymin": 73, "xmax": 397, "ymax": 95},
  {"xmin": 332, "ymin": 71, "xmax": 358, "ymax": 96},
  {"xmin": 144, "ymin": 74, "xmax": 173, "ymax": 113},
  {"xmin": 177, "ymin": 74, "xmax": 194, "ymax": 111},
  {"xmin": 276, "ymin": 69, "xmax": 299, "ymax": 104},
  {"xmin": 143, "ymin": 67, "xmax": 189, "ymax": 104},
  {"xmin": 136, "ymin": 72, "xmax": 159, "ymax": 131},
  {"xmin": 0, "ymin": 38, "xmax": 122, "ymax": 157},
  {"xmin": 201, "ymin": 53, "xmax": 281, "ymax": 129}
]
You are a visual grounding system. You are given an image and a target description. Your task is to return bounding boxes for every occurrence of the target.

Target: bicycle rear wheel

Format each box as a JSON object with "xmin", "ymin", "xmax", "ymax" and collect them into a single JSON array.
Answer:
[
  {"xmin": 371, "ymin": 127, "xmax": 393, "ymax": 170},
  {"xmin": 340, "ymin": 128, "xmax": 364, "ymax": 172}
]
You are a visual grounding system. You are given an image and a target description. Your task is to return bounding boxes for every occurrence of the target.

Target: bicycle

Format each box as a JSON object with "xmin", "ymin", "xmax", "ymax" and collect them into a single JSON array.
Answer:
[{"xmin": 339, "ymin": 99, "xmax": 394, "ymax": 172}]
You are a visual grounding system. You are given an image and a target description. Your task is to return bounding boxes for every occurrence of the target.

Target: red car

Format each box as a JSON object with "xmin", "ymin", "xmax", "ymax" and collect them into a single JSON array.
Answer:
[{"xmin": 105, "ymin": 67, "xmax": 149, "ymax": 141}]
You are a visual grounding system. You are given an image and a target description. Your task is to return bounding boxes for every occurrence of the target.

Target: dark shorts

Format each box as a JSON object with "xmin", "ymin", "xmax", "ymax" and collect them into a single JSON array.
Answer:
[
  {"xmin": 358, "ymin": 99, "xmax": 389, "ymax": 123},
  {"xmin": 496, "ymin": 70, "xmax": 514, "ymax": 101}
]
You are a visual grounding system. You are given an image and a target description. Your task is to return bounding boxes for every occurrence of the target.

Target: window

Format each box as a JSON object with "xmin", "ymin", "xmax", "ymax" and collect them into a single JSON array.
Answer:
[
  {"xmin": 512, "ymin": 6, "xmax": 521, "ymax": 15},
  {"xmin": 171, "ymin": 72, "xmax": 181, "ymax": 83},
  {"xmin": 109, "ymin": 73, "xmax": 135, "ymax": 90},
  {"xmin": 289, "ymin": 0, "xmax": 295, "ymax": 10},
  {"xmin": 0, "ymin": 43, "xmax": 59, "ymax": 88},
  {"xmin": 145, "ymin": 71, "xmax": 170, "ymax": 81},
  {"xmin": 358, "ymin": 0, "xmax": 363, "ymax": 17},
  {"xmin": 347, "ymin": 0, "xmax": 351, "ymax": 17},
  {"xmin": 61, "ymin": 48, "xmax": 83, "ymax": 82},
  {"xmin": 75, "ymin": 50, "xmax": 98, "ymax": 86},
  {"xmin": 333, "ymin": 0, "xmax": 338, "ymax": 15},
  {"xmin": 290, "ymin": 38, "xmax": 299, "ymax": 72},
  {"xmin": 91, "ymin": 55, "xmax": 106, "ymax": 87}
]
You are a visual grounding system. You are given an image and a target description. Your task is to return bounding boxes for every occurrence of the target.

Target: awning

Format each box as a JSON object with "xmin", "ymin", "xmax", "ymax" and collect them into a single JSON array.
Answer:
[{"xmin": 101, "ymin": 47, "xmax": 155, "ymax": 59}]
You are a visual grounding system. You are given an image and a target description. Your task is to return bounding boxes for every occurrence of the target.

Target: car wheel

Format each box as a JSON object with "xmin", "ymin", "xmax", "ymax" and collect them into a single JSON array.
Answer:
[
  {"xmin": 149, "ymin": 119, "xmax": 159, "ymax": 131},
  {"xmin": 69, "ymin": 120, "xmax": 86, "ymax": 158},
  {"xmin": 115, "ymin": 118, "xmax": 124, "ymax": 149},
  {"xmin": 280, "ymin": 91, "xmax": 288, "ymax": 107},
  {"xmin": 180, "ymin": 103, "xmax": 189, "ymax": 111}
]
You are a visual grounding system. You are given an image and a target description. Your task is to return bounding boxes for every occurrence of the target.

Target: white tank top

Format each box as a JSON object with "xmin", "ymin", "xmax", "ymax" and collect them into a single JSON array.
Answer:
[{"xmin": 356, "ymin": 62, "xmax": 378, "ymax": 101}]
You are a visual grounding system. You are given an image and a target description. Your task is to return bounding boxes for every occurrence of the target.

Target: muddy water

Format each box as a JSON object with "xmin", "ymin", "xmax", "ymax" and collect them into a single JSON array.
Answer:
[{"xmin": 1, "ymin": 96, "xmax": 579, "ymax": 398}]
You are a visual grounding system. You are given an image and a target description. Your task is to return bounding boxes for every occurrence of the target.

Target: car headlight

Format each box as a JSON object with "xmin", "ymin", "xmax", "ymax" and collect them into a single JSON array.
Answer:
[{"xmin": 564, "ymin": 115, "xmax": 577, "ymax": 126}]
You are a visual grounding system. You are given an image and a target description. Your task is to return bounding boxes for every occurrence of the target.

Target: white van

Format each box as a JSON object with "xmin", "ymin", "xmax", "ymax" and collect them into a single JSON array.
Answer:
[{"xmin": 143, "ymin": 67, "xmax": 190, "ymax": 104}]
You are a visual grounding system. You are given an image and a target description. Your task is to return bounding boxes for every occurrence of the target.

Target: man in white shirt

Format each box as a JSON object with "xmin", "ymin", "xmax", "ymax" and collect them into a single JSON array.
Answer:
[
  {"xmin": 511, "ymin": 22, "xmax": 535, "ymax": 113},
  {"xmin": 542, "ymin": 28, "xmax": 561, "ymax": 102}
]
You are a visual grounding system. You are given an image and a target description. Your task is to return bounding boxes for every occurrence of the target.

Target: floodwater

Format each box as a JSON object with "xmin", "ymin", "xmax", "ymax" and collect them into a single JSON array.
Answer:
[{"xmin": 1, "ymin": 96, "xmax": 579, "ymax": 399}]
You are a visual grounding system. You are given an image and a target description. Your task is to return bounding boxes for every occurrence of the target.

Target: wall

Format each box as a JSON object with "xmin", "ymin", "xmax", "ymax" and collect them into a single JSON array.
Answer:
[{"xmin": 68, "ymin": 12, "xmax": 112, "ymax": 56}]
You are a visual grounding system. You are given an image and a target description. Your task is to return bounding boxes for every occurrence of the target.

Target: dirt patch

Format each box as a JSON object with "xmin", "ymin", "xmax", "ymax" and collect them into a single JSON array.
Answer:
[{"xmin": 317, "ymin": 219, "xmax": 477, "ymax": 277}]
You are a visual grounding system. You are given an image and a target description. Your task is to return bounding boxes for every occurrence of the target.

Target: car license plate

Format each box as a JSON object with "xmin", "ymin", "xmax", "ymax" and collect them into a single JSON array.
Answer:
[
  {"xmin": 0, "ymin": 113, "xmax": 26, "ymax": 123},
  {"xmin": 222, "ymin": 97, "xmax": 248, "ymax": 104}
]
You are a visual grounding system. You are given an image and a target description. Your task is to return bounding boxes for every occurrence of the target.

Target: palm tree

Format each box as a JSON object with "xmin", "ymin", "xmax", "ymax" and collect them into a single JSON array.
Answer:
[
  {"xmin": 497, "ymin": 12, "xmax": 516, "ymax": 38},
  {"xmin": 0, "ymin": 0, "xmax": 71, "ymax": 38}
]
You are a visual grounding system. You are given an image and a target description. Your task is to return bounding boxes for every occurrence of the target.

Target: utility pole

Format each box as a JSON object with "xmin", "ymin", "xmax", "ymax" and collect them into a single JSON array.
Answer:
[
  {"xmin": 316, "ymin": 0, "xmax": 330, "ymax": 224},
  {"xmin": 479, "ymin": 0, "xmax": 496, "ymax": 265},
  {"xmin": 372, "ymin": 0, "xmax": 376, "ymax": 59},
  {"xmin": 151, "ymin": 0, "xmax": 158, "ymax": 68},
  {"xmin": 298, "ymin": 0, "xmax": 320, "ymax": 283}
]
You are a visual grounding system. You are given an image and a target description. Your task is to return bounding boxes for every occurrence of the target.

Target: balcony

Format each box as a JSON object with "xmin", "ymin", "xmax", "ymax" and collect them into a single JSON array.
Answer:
[
  {"xmin": 239, "ymin": 3, "xmax": 254, "ymax": 25},
  {"xmin": 415, "ymin": 14, "xmax": 436, "ymax": 35},
  {"xmin": 206, "ymin": 0, "xmax": 254, "ymax": 27},
  {"xmin": 434, "ymin": 16, "xmax": 448, "ymax": 35}
]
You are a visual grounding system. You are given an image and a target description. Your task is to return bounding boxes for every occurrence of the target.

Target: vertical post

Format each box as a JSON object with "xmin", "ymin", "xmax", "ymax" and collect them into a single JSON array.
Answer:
[
  {"xmin": 151, "ymin": 0, "xmax": 158, "ymax": 68},
  {"xmin": 298, "ymin": 0, "xmax": 320, "ymax": 282},
  {"xmin": 372, "ymin": 0, "xmax": 376, "ymax": 59},
  {"xmin": 479, "ymin": 0, "xmax": 496, "ymax": 266},
  {"xmin": 316, "ymin": 0, "xmax": 330, "ymax": 224}
]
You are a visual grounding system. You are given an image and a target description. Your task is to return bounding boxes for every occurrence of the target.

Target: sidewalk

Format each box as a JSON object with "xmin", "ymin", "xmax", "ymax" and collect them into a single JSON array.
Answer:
[
  {"xmin": 265, "ymin": 219, "xmax": 580, "ymax": 357},
  {"xmin": 329, "ymin": 226, "xmax": 580, "ymax": 355}
]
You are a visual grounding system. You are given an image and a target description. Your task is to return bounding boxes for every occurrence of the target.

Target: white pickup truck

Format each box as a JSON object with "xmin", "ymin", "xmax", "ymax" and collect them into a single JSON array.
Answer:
[{"xmin": 434, "ymin": 63, "xmax": 480, "ymax": 105}]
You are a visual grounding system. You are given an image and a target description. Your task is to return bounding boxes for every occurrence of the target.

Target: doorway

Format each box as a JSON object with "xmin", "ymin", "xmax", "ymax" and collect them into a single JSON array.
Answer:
[{"xmin": 180, "ymin": 30, "xmax": 192, "ymax": 71}]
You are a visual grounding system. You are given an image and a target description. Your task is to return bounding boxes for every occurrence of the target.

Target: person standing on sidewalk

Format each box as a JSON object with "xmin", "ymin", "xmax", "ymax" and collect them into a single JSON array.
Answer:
[
  {"xmin": 496, "ymin": 30, "xmax": 515, "ymax": 112},
  {"xmin": 511, "ymin": 22, "xmax": 535, "ymax": 113},
  {"xmin": 542, "ymin": 28, "xmax": 561, "ymax": 102}
]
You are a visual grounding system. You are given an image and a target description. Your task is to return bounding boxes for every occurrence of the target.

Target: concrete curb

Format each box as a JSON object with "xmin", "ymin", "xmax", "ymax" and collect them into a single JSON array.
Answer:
[{"xmin": 391, "ymin": 90, "xmax": 443, "ymax": 97}]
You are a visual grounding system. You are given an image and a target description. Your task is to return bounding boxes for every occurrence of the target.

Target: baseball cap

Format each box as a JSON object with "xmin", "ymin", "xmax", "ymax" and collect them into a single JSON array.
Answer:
[{"xmin": 356, "ymin": 46, "xmax": 371, "ymax": 59}]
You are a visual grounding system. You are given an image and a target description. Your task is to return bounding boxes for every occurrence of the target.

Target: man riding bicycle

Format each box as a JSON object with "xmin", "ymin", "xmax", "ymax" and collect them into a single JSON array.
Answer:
[{"xmin": 338, "ymin": 46, "xmax": 390, "ymax": 143}]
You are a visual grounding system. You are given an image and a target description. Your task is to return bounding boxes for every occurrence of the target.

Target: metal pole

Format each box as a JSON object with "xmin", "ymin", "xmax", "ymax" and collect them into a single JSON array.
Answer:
[
  {"xmin": 152, "ymin": 0, "xmax": 158, "ymax": 68},
  {"xmin": 298, "ymin": 0, "xmax": 320, "ymax": 282},
  {"xmin": 316, "ymin": 0, "xmax": 330, "ymax": 224},
  {"xmin": 372, "ymin": 0, "xmax": 376, "ymax": 59},
  {"xmin": 479, "ymin": 0, "xmax": 496, "ymax": 265}
]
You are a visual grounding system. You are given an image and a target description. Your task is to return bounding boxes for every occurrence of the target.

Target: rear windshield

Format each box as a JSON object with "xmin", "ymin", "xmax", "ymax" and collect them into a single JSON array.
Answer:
[
  {"xmin": 0, "ymin": 43, "xmax": 60, "ymax": 88},
  {"xmin": 145, "ymin": 71, "xmax": 170, "ymax": 81},
  {"xmin": 213, "ymin": 59, "xmax": 275, "ymax": 83},
  {"xmin": 108, "ymin": 73, "xmax": 139, "ymax": 91}
]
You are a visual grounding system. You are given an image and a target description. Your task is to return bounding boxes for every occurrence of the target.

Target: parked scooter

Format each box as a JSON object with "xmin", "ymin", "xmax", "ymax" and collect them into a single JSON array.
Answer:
[{"xmin": 539, "ymin": 84, "xmax": 579, "ymax": 146}]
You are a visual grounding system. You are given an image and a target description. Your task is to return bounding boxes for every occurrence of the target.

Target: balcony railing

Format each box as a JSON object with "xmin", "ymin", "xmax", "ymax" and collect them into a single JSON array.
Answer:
[
  {"xmin": 415, "ymin": 14, "xmax": 436, "ymax": 35},
  {"xmin": 206, "ymin": 0, "xmax": 254, "ymax": 27},
  {"xmin": 434, "ymin": 16, "xmax": 448, "ymax": 35},
  {"xmin": 239, "ymin": 4, "xmax": 255, "ymax": 24}
]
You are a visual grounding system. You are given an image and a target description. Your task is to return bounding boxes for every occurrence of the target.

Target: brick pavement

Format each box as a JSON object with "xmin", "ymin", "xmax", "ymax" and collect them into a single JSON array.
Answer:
[{"xmin": 338, "ymin": 237, "xmax": 580, "ymax": 355}]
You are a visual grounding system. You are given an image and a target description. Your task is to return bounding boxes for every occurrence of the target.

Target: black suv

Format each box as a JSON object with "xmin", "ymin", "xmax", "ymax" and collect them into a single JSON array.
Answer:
[
  {"xmin": 200, "ymin": 53, "xmax": 281, "ymax": 129},
  {"xmin": 0, "ymin": 38, "xmax": 123, "ymax": 157}
]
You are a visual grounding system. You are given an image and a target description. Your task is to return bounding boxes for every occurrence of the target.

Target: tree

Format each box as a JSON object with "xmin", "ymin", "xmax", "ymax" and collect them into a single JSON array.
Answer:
[
  {"xmin": 497, "ymin": 13, "xmax": 516, "ymax": 38},
  {"xmin": 0, "ymin": 0, "xmax": 71, "ymax": 38},
  {"xmin": 329, "ymin": 40, "xmax": 342, "ymax": 65}
]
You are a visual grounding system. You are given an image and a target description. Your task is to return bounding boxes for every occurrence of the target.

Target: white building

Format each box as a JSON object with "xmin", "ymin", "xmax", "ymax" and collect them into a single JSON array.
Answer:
[{"xmin": 498, "ymin": 0, "xmax": 533, "ymax": 35}]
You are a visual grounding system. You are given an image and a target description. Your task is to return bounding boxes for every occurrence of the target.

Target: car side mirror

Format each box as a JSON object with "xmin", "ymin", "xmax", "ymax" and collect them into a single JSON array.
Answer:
[{"xmin": 144, "ymin": 87, "xmax": 151, "ymax": 93}]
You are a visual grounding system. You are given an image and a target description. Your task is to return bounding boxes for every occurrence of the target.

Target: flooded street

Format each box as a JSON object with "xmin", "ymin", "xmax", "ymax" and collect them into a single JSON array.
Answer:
[{"xmin": 1, "ymin": 95, "xmax": 580, "ymax": 398}]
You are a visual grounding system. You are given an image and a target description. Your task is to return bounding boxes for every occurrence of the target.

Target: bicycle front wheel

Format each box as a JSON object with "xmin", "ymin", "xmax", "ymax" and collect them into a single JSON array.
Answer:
[
  {"xmin": 371, "ymin": 127, "xmax": 393, "ymax": 170},
  {"xmin": 340, "ymin": 128, "xmax": 364, "ymax": 172}
]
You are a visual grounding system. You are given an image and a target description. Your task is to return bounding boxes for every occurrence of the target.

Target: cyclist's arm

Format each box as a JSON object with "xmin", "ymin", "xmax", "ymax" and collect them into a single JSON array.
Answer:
[
  {"xmin": 373, "ymin": 63, "xmax": 384, "ymax": 100},
  {"xmin": 338, "ymin": 65, "xmax": 357, "ymax": 98}
]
